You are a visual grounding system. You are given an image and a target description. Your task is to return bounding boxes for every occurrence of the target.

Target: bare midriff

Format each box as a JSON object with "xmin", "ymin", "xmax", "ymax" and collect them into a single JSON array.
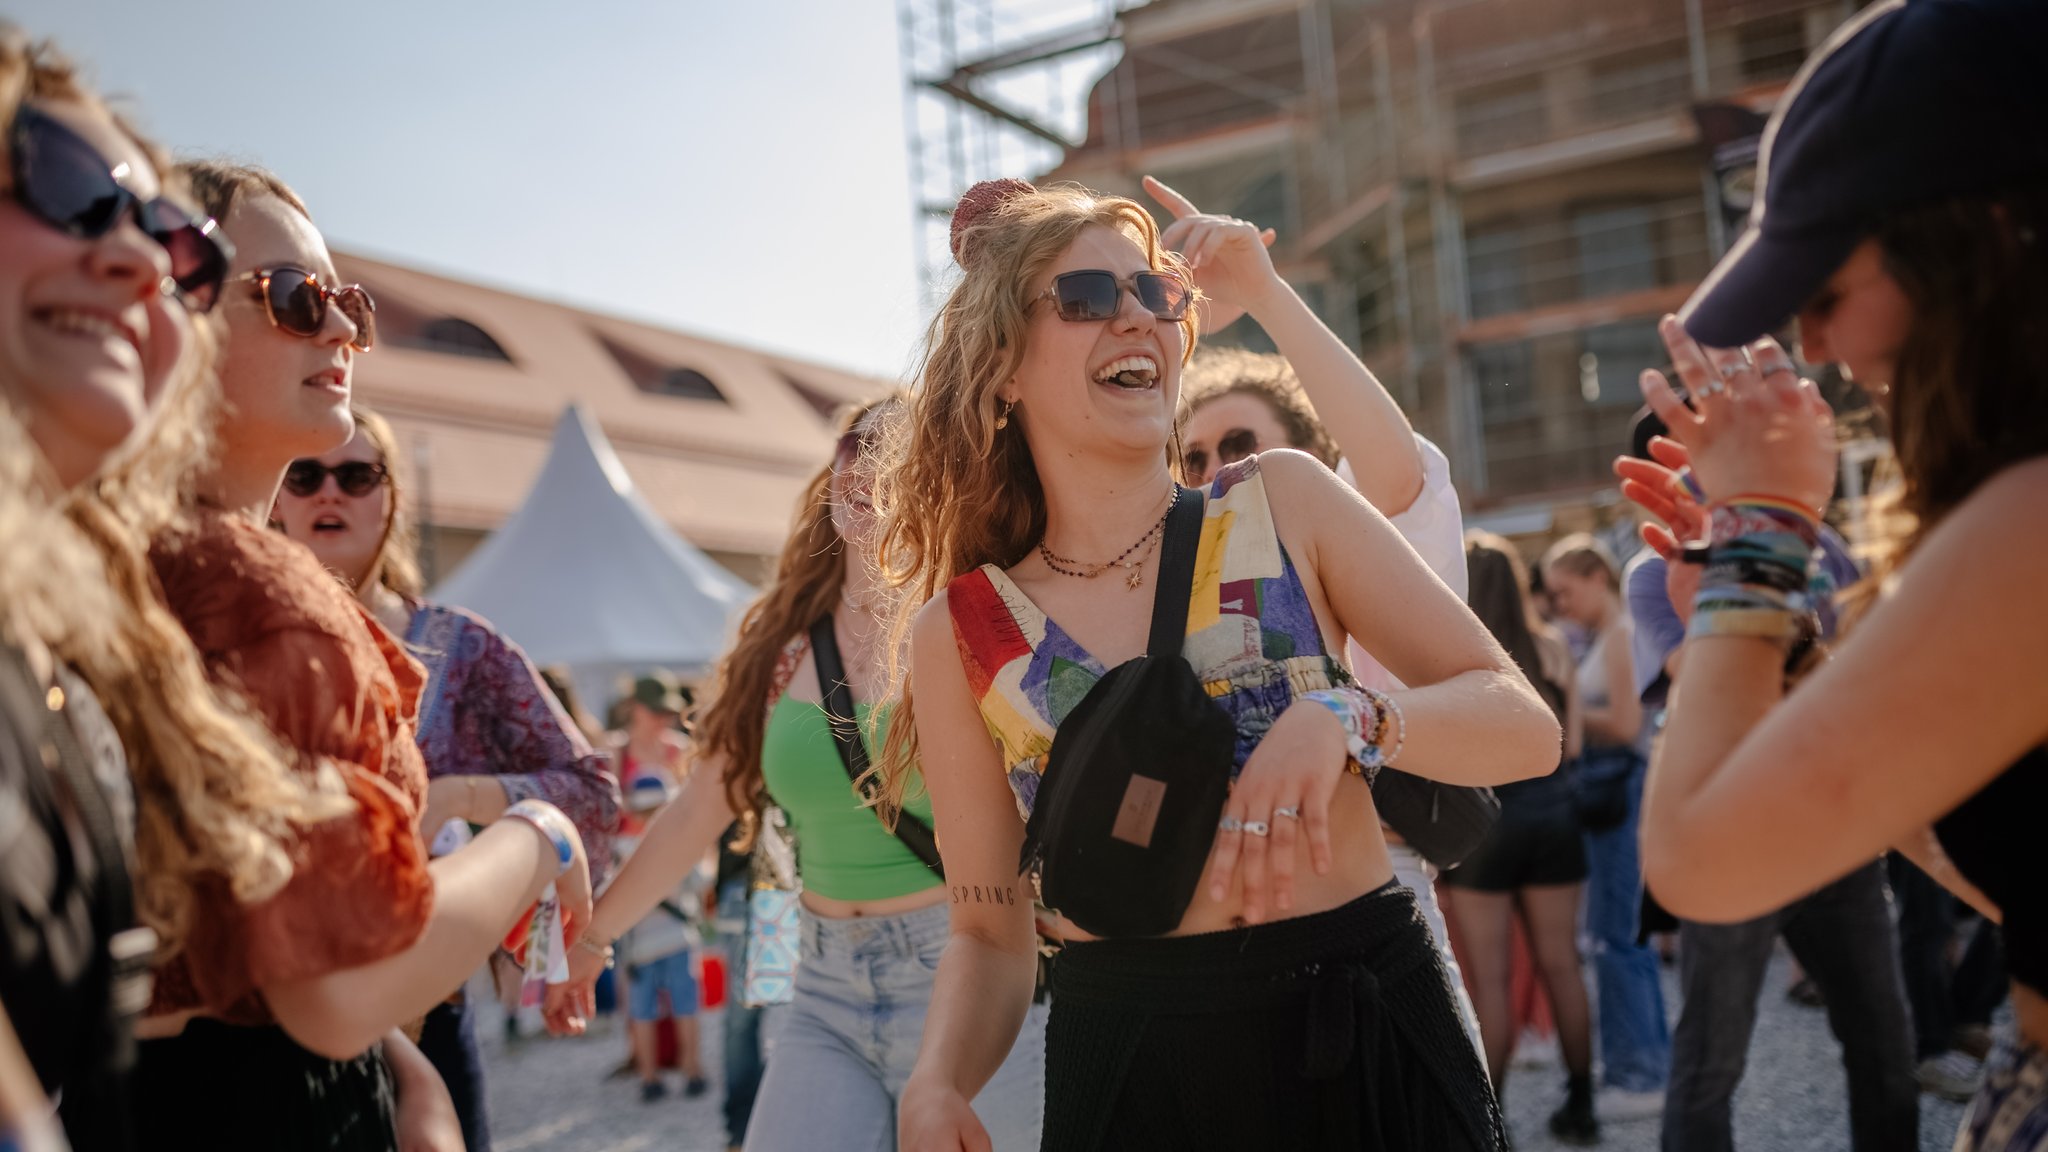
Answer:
[
  {"xmin": 800, "ymin": 883, "xmax": 948, "ymax": 920},
  {"xmin": 1056, "ymin": 774, "xmax": 1396, "ymax": 943}
]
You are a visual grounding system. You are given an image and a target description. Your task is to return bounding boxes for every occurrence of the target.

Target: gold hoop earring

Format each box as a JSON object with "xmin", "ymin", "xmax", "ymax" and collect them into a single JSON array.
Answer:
[{"xmin": 996, "ymin": 400, "xmax": 1016, "ymax": 430}]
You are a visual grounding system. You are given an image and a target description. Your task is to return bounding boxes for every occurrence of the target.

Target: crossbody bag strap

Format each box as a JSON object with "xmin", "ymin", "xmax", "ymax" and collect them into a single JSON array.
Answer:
[
  {"xmin": 1145, "ymin": 486, "xmax": 1206, "ymax": 658},
  {"xmin": 806, "ymin": 615, "xmax": 945, "ymax": 877}
]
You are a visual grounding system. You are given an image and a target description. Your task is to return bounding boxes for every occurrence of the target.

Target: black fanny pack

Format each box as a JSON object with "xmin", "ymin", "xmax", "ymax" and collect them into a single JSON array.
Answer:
[
  {"xmin": 1372, "ymin": 768, "xmax": 1502, "ymax": 871},
  {"xmin": 1018, "ymin": 486, "xmax": 1236, "ymax": 939}
]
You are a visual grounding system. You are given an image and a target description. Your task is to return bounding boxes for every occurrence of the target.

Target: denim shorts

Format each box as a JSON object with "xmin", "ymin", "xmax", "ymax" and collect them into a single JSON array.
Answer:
[
  {"xmin": 742, "ymin": 901, "xmax": 1046, "ymax": 1152},
  {"xmin": 628, "ymin": 950, "xmax": 700, "ymax": 1021}
]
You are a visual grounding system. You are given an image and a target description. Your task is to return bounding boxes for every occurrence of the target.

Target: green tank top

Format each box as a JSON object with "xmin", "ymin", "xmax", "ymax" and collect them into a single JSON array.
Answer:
[{"xmin": 758, "ymin": 696, "xmax": 938, "ymax": 902}]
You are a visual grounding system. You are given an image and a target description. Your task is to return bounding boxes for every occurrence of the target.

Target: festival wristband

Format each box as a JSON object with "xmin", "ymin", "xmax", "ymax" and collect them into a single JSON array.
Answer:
[
  {"xmin": 1300, "ymin": 687, "xmax": 1405, "ymax": 778},
  {"xmin": 503, "ymin": 799, "xmax": 574, "ymax": 877}
]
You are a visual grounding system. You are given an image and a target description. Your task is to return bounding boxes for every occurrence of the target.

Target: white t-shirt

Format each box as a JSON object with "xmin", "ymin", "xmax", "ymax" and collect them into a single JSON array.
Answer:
[{"xmin": 1334, "ymin": 434, "xmax": 1468, "ymax": 691}]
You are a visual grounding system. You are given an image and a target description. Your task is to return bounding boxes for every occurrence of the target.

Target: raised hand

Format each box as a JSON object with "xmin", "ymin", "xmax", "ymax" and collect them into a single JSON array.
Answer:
[
  {"xmin": 1615, "ymin": 435, "xmax": 1707, "ymax": 562},
  {"xmin": 1142, "ymin": 175, "xmax": 1280, "ymax": 332},
  {"xmin": 1639, "ymin": 316, "xmax": 1837, "ymax": 516}
]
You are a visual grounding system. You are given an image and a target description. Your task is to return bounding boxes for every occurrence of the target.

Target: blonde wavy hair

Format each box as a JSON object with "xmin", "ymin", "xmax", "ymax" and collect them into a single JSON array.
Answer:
[
  {"xmin": 1, "ymin": 30, "xmax": 345, "ymax": 954},
  {"xmin": 871, "ymin": 182, "xmax": 1198, "ymax": 815},
  {"xmin": 697, "ymin": 396, "xmax": 900, "ymax": 850}
]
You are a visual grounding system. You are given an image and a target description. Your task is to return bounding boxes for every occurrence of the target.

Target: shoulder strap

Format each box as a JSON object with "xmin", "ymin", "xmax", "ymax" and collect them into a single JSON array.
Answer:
[
  {"xmin": 1145, "ymin": 486, "xmax": 1206, "ymax": 658},
  {"xmin": 807, "ymin": 615, "xmax": 944, "ymax": 877}
]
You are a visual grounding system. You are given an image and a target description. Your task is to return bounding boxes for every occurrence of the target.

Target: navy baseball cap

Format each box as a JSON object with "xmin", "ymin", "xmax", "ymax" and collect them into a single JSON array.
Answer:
[{"xmin": 1681, "ymin": 0, "xmax": 2048, "ymax": 349}]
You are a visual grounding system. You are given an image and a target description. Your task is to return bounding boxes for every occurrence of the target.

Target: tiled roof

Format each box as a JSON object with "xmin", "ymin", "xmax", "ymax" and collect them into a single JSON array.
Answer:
[{"xmin": 334, "ymin": 250, "xmax": 892, "ymax": 557}]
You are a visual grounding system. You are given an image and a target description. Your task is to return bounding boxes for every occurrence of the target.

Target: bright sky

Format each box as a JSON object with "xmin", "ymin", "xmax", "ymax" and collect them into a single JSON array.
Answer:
[{"xmin": 13, "ymin": 0, "xmax": 954, "ymax": 379}]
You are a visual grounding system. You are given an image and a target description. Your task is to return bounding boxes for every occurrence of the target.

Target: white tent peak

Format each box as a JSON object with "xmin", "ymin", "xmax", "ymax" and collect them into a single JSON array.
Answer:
[{"xmin": 432, "ymin": 403, "xmax": 752, "ymax": 690}]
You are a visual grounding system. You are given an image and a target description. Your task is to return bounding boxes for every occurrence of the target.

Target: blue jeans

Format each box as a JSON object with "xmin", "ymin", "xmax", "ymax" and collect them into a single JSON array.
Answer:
[
  {"xmin": 720, "ymin": 877, "xmax": 766, "ymax": 1147},
  {"xmin": 742, "ymin": 901, "xmax": 1046, "ymax": 1152},
  {"xmin": 1582, "ymin": 750, "xmax": 1670, "ymax": 1092}
]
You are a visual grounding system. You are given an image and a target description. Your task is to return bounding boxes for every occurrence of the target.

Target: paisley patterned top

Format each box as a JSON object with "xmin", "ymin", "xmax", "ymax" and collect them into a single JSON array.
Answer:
[
  {"xmin": 405, "ymin": 602, "xmax": 620, "ymax": 883},
  {"xmin": 946, "ymin": 458, "xmax": 1349, "ymax": 821}
]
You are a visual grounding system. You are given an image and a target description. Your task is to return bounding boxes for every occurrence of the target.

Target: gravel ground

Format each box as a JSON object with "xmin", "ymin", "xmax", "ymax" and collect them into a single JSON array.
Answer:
[{"xmin": 482, "ymin": 947, "xmax": 1974, "ymax": 1151}]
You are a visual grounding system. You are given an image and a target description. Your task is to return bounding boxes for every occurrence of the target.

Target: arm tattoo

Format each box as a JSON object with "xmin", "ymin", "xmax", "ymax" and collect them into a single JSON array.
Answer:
[{"xmin": 950, "ymin": 884, "xmax": 1019, "ymax": 907}]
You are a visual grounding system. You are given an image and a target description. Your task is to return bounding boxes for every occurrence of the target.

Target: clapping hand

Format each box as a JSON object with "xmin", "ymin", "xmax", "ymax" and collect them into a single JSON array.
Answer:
[{"xmin": 1637, "ymin": 316, "xmax": 1837, "ymax": 515}]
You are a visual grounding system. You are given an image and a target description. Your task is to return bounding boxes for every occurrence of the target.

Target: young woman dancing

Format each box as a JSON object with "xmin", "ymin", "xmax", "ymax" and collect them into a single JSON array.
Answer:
[
  {"xmin": 883, "ymin": 178, "xmax": 1557, "ymax": 1151},
  {"xmin": 552, "ymin": 399, "xmax": 1046, "ymax": 1151},
  {"xmin": 1616, "ymin": 3, "xmax": 2048, "ymax": 1146},
  {"xmin": 132, "ymin": 161, "xmax": 592, "ymax": 1150}
]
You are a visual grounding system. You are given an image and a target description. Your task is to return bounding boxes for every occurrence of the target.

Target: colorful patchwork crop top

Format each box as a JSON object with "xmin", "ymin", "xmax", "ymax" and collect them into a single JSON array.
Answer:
[{"xmin": 947, "ymin": 458, "xmax": 1348, "ymax": 821}]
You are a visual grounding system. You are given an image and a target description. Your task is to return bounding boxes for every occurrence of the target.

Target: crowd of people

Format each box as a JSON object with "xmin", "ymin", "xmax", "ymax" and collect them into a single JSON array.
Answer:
[{"xmin": 0, "ymin": 0, "xmax": 2043, "ymax": 1150}]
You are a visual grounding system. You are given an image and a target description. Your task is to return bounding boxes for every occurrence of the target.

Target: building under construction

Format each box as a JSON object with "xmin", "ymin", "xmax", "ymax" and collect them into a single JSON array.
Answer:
[{"xmin": 902, "ymin": 0, "xmax": 1865, "ymax": 530}]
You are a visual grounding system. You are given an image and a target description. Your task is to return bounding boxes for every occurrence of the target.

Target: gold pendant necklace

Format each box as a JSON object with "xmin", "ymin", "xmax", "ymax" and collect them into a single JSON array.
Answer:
[{"xmin": 1038, "ymin": 489, "xmax": 1174, "ymax": 589}]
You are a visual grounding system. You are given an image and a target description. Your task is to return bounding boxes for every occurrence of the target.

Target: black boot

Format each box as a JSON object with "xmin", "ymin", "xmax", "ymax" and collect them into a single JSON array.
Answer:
[{"xmin": 1548, "ymin": 1074, "xmax": 1600, "ymax": 1145}]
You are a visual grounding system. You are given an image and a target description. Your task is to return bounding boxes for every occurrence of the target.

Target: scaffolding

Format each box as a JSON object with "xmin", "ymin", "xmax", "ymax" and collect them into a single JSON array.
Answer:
[
  {"xmin": 901, "ymin": 0, "xmax": 1859, "ymax": 510},
  {"xmin": 898, "ymin": 0, "xmax": 1124, "ymax": 305}
]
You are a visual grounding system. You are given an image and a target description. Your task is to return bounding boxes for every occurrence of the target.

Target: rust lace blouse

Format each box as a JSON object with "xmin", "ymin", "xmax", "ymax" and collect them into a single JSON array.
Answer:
[{"xmin": 147, "ymin": 509, "xmax": 433, "ymax": 1024}]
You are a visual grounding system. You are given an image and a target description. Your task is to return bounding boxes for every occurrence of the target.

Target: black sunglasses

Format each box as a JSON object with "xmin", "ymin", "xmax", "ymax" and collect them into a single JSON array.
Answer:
[
  {"xmin": 1183, "ymin": 427, "xmax": 1260, "ymax": 483},
  {"xmin": 282, "ymin": 459, "xmax": 388, "ymax": 498},
  {"xmin": 8, "ymin": 104, "xmax": 234, "ymax": 312},
  {"xmin": 1035, "ymin": 269, "xmax": 1192, "ymax": 323},
  {"xmin": 233, "ymin": 267, "xmax": 376, "ymax": 351}
]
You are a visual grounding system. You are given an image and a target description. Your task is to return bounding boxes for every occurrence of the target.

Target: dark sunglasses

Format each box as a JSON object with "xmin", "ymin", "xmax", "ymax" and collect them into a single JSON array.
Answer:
[
  {"xmin": 282, "ymin": 459, "xmax": 388, "ymax": 498},
  {"xmin": 235, "ymin": 267, "xmax": 377, "ymax": 351},
  {"xmin": 8, "ymin": 104, "xmax": 234, "ymax": 312},
  {"xmin": 1035, "ymin": 269, "xmax": 1192, "ymax": 323},
  {"xmin": 1183, "ymin": 427, "xmax": 1259, "ymax": 482}
]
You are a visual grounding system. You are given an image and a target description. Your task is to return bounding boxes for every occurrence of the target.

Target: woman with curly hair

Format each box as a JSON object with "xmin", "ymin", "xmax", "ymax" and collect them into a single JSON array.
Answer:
[
  {"xmin": 0, "ymin": 30, "xmax": 337, "ymax": 1150},
  {"xmin": 882, "ymin": 178, "xmax": 1557, "ymax": 1151},
  {"xmin": 129, "ymin": 160, "xmax": 594, "ymax": 1151}
]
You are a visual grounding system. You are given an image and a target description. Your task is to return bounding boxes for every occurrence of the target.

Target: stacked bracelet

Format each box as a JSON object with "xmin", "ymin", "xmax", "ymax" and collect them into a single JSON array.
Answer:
[
  {"xmin": 1300, "ymin": 686, "xmax": 1406, "ymax": 782},
  {"xmin": 503, "ymin": 799, "xmax": 575, "ymax": 878},
  {"xmin": 1689, "ymin": 497, "xmax": 1827, "ymax": 647}
]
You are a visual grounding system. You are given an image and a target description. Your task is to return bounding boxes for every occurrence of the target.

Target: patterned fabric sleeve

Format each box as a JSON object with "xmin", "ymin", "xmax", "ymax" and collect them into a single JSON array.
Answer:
[{"xmin": 463, "ymin": 621, "xmax": 621, "ymax": 883}]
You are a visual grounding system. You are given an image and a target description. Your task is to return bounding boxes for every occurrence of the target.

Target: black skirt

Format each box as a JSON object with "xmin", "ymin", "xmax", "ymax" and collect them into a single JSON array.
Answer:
[
  {"xmin": 1042, "ymin": 881, "xmax": 1506, "ymax": 1152},
  {"xmin": 132, "ymin": 1020, "xmax": 396, "ymax": 1151}
]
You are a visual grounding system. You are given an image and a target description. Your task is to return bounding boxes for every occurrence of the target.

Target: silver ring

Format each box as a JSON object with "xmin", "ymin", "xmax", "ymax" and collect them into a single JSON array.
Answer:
[
  {"xmin": 1701, "ymin": 376, "xmax": 1728, "ymax": 396},
  {"xmin": 1242, "ymin": 820, "xmax": 1270, "ymax": 838},
  {"xmin": 1759, "ymin": 360, "xmax": 1798, "ymax": 378},
  {"xmin": 1218, "ymin": 816, "xmax": 1244, "ymax": 833},
  {"xmin": 1273, "ymin": 807, "xmax": 1301, "ymax": 821},
  {"xmin": 1716, "ymin": 359, "xmax": 1746, "ymax": 381}
]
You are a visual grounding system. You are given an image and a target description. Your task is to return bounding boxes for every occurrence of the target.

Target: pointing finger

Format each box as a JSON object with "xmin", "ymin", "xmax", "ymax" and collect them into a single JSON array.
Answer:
[{"xmin": 1142, "ymin": 174, "xmax": 1200, "ymax": 220}]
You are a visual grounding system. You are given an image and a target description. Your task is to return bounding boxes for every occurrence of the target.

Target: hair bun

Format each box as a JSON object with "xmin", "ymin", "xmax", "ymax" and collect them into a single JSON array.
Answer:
[{"xmin": 950, "ymin": 178, "xmax": 1036, "ymax": 268}]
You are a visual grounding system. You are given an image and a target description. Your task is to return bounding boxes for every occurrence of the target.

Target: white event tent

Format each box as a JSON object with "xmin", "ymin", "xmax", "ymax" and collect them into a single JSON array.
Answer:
[{"xmin": 431, "ymin": 404, "xmax": 754, "ymax": 711}]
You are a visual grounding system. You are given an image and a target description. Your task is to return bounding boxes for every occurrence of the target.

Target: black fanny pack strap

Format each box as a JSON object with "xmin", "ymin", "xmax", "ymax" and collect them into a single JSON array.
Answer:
[
  {"xmin": 807, "ymin": 615, "xmax": 945, "ymax": 877},
  {"xmin": 1146, "ymin": 486, "xmax": 1206, "ymax": 658}
]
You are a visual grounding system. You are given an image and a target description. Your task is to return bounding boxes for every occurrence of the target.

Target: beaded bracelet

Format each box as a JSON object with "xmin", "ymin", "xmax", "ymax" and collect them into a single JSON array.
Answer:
[
  {"xmin": 1689, "ymin": 497, "xmax": 1825, "ymax": 647},
  {"xmin": 1299, "ymin": 686, "xmax": 1405, "ymax": 781},
  {"xmin": 504, "ymin": 799, "xmax": 575, "ymax": 878}
]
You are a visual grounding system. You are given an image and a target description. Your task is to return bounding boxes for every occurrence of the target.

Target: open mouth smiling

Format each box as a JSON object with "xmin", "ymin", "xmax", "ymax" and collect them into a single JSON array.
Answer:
[{"xmin": 1094, "ymin": 355, "xmax": 1159, "ymax": 391}]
